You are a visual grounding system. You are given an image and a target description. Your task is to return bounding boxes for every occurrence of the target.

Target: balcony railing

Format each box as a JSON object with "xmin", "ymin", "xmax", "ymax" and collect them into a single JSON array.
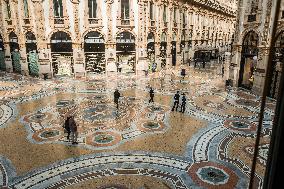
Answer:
[
  {"xmin": 6, "ymin": 19, "xmax": 12, "ymax": 25},
  {"xmin": 54, "ymin": 18, "xmax": 64, "ymax": 25},
  {"xmin": 248, "ymin": 14, "xmax": 256, "ymax": 22},
  {"xmin": 121, "ymin": 19, "xmax": 130, "ymax": 25},
  {"xmin": 23, "ymin": 18, "xmax": 30, "ymax": 25},
  {"xmin": 88, "ymin": 18, "xmax": 99, "ymax": 25}
]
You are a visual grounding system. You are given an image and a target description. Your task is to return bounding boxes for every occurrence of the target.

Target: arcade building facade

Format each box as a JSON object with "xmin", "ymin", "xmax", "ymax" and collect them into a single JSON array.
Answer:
[
  {"xmin": 230, "ymin": 0, "xmax": 284, "ymax": 99},
  {"xmin": 0, "ymin": 0, "xmax": 237, "ymax": 77}
]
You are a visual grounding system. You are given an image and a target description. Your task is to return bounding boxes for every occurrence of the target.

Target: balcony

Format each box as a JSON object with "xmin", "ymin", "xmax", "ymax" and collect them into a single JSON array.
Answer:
[
  {"xmin": 121, "ymin": 19, "xmax": 130, "ymax": 25},
  {"xmin": 88, "ymin": 18, "xmax": 99, "ymax": 25},
  {"xmin": 248, "ymin": 14, "xmax": 256, "ymax": 22},
  {"xmin": 54, "ymin": 17, "xmax": 64, "ymax": 25},
  {"xmin": 23, "ymin": 18, "xmax": 30, "ymax": 25},
  {"xmin": 6, "ymin": 19, "xmax": 12, "ymax": 25}
]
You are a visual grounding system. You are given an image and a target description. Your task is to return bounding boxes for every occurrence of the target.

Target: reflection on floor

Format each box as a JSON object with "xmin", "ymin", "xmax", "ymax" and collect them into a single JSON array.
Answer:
[{"xmin": 0, "ymin": 66, "xmax": 274, "ymax": 189}]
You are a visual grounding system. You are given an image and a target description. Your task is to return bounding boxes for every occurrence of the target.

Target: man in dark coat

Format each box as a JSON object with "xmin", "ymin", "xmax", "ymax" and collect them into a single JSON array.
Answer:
[
  {"xmin": 149, "ymin": 87, "xmax": 154, "ymax": 103},
  {"xmin": 180, "ymin": 93, "xmax": 187, "ymax": 113},
  {"xmin": 172, "ymin": 91, "xmax": 180, "ymax": 111},
  {"xmin": 69, "ymin": 116, "xmax": 78, "ymax": 144},
  {"xmin": 64, "ymin": 116, "xmax": 71, "ymax": 140},
  {"xmin": 114, "ymin": 89, "xmax": 121, "ymax": 109}
]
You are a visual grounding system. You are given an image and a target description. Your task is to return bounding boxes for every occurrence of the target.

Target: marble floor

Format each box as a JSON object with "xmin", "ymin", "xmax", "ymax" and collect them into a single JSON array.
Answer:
[{"xmin": 0, "ymin": 64, "xmax": 274, "ymax": 189}]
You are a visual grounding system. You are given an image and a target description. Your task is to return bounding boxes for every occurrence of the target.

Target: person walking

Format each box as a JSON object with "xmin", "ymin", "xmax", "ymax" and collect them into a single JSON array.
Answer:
[
  {"xmin": 114, "ymin": 89, "xmax": 121, "ymax": 109},
  {"xmin": 222, "ymin": 65, "xmax": 225, "ymax": 78},
  {"xmin": 149, "ymin": 87, "xmax": 154, "ymax": 103},
  {"xmin": 64, "ymin": 116, "xmax": 71, "ymax": 141},
  {"xmin": 172, "ymin": 91, "xmax": 180, "ymax": 111},
  {"xmin": 180, "ymin": 93, "xmax": 187, "ymax": 113},
  {"xmin": 69, "ymin": 116, "xmax": 78, "ymax": 144}
]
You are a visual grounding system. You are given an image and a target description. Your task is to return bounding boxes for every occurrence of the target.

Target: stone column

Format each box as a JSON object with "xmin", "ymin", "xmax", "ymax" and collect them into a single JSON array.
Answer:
[
  {"xmin": 155, "ymin": 42, "xmax": 161, "ymax": 71},
  {"xmin": 105, "ymin": 0, "xmax": 116, "ymax": 74},
  {"xmin": 72, "ymin": 1, "xmax": 85, "ymax": 78},
  {"xmin": 33, "ymin": 0, "xmax": 51, "ymax": 78},
  {"xmin": 252, "ymin": 47, "xmax": 269, "ymax": 95},
  {"xmin": 136, "ymin": 0, "xmax": 148, "ymax": 75},
  {"xmin": 229, "ymin": 44, "xmax": 242, "ymax": 86}
]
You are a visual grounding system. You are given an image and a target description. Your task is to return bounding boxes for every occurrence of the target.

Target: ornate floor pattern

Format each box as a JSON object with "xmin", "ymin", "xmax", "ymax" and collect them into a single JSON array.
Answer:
[{"xmin": 0, "ymin": 66, "xmax": 274, "ymax": 189}]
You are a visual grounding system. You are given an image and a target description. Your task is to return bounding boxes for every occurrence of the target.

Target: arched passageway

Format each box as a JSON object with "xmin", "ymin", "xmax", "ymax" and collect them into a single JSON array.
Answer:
[
  {"xmin": 84, "ymin": 31, "xmax": 105, "ymax": 74},
  {"xmin": 0, "ymin": 34, "xmax": 5, "ymax": 71},
  {"xmin": 9, "ymin": 32, "xmax": 21, "ymax": 73},
  {"xmin": 116, "ymin": 32, "xmax": 136, "ymax": 73},
  {"xmin": 147, "ymin": 32, "xmax": 155, "ymax": 71},
  {"xmin": 269, "ymin": 32, "xmax": 284, "ymax": 99},
  {"xmin": 160, "ymin": 32, "xmax": 167, "ymax": 68},
  {"xmin": 25, "ymin": 32, "xmax": 39, "ymax": 76},
  {"xmin": 50, "ymin": 31, "xmax": 73, "ymax": 76},
  {"xmin": 238, "ymin": 31, "xmax": 259, "ymax": 89}
]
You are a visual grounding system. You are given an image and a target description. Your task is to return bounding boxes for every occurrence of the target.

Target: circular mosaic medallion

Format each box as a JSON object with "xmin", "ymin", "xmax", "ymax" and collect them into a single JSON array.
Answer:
[
  {"xmin": 32, "ymin": 128, "xmax": 63, "ymax": 142},
  {"xmin": 188, "ymin": 162, "xmax": 238, "ymax": 189},
  {"xmin": 40, "ymin": 130, "xmax": 60, "ymax": 139},
  {"xmin": 86, "ymin": 131, "xmax": 122, "ymax": 148},
  {"xmin": 83, "ymin": 104, "xmax": 120, "ymax": 122},
  {"xmin": 29, "ymin": 112, "xmax": 48, "ymax": 122},
  {"xmin": 138, "ymin": 121, "xmax": 165, "ymax": 132},
  {"xmin": 224, "ymin": 120, "xmax": 257, "ymax": 132},
  {"xmin": 197, "ymin": 166, "xmax": 229, "ymax": 185},
  {"xmin": 56, "ymin": 100, "xmax": 73, "ymax": 108},
  {"xmin": 98, "ymin": 185, "xmax": 128, "ymax": 189}
]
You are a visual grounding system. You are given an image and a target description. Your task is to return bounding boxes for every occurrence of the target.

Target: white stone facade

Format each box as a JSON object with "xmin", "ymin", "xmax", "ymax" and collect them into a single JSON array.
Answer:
[{"xmin": 0, "ymin": 0, "xmax": 237, "ymax": 77}]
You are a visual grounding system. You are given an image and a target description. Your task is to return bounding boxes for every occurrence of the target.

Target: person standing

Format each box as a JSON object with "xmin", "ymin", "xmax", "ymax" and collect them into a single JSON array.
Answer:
[
  {"xmin": 149, "ymin": 87, "xmax": 154, "ymax": 103},
  {"xmin": 222, "ymin": 64, "xmax": 225, "ymax": 78},
  {"xmin": 114, "ymin": 89, "xmax": 121, "ymax": 109},
  {"xmin": 172, "ymin": 91, "xmax": 180, "ymax": 111},
  {"xmin": 69, "ymin": 116, "xmax": 78, "ymax": 144},
  {"xmin": 64, "ymin": 116, "xmax": 71, "ymax": 141},
  {"xmin": 180, "ymin": 93, "xmax": 187, "ymax": 113}
]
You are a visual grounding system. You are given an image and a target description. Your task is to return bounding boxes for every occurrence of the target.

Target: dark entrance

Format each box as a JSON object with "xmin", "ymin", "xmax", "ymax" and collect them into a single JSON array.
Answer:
[
  {"xmin": 84, "ymin": 31, "xmax": 105, "ymax": 74},
  {"xmin": 9, "ymin": 32, "xmax": 21, "ymax": 73},
  {"xmin": 160, "ymin": 32, "xmax": 167, "ymax": 68},
  {"xmin": 171, "ymin": 41, "xmax": 177, "ymax": 66},
  {"xmin": 239, "ymin": 31, "xmax": 259, "ymax": 90},
  {"xmin": 50, "ymin": 31, "xmax": 73, "ymax": 76},
  {"xmin": 116, "ymin": 32, "xmax": 136, "ymax": 73},
  {"xmin": 147, "ymin": 32, "xmax": 155, "ymax": 71},
  {"xmin": 0, "ymin": 34, "xmax": 5, "ymax": 71},
  {"xmin": 269, "ymin": 32, "xmax": 284, "ymax": 99},
  {"xmin": 25, "ymin": 32, "xmax": 39, "ymax": 76}
]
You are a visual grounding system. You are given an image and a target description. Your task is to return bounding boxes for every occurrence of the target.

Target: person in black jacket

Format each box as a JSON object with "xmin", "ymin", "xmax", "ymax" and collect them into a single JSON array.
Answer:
[
  {"xmin": 114, "ymin": 89, "xmax": 121, "ymax": 109},
  {"xmin": 180, "ymin": 93, "xmax": 187, "ymax": 113},
  {"xmin": 172, "ymin": 91, "xmax": 180, "ymax": 111},
  {"xmin": 149, "ymin": 87, "xmax": 154, "ymax": 103},
  {"xmin": 64, "ymin": 116, "xmax": 71, "ymax": 141}
]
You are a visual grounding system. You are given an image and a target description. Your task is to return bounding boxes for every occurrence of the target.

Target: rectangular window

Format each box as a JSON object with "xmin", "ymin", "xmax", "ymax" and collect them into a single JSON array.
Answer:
[
  {"xmin": 150, "ymin": 2, "xmax": 154, "ymax": 20},
  {"xmin": 53, "ymin": 0, "xmax": 63, "ymax": 18},
  {"xmin": 174, "ymin": 7, "xmax": 177, "ymax": 22},
  {"xmin": 23, "ymin": 0, "xmax": 29, "ymax": 18},
  {"xmin": 163, "ymin": 5, "xmax": 167, "ymax": 23},
  {"xmin": 6, "ymin": 1, "xmax": 11, "ymax": 19},
  {"xmin": 183, "ymin": 12, "xmax": 186, "ymax": 25},
  {"xmin": 88, "ymin": 0, "xmax": 97, "ymax": 18},
  {"xmin": 121, "ymin": 0, "xmax": 130, "ymax": 19}
]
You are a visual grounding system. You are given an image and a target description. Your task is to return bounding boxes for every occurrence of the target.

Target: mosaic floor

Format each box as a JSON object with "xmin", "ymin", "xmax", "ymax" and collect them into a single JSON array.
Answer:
[{"xmin": 0, "ymin": 64, "xmax": 274, "ymax": 189}]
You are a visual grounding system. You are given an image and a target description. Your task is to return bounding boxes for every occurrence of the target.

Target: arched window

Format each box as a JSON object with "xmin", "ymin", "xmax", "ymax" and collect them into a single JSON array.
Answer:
[
  {"xmin": 174, "ymin": 7, "xmax": 177, "ymax": 22},
  {"xmin": 23, "ymin": 0, "xmax": 29, "ymax": 18},
  {"xmin": 149, "ymin": 1, "xmax": 154, "ymax": 20},
  {"xmin": 88, "ymin": 0, "xmax": 97, "ymax": 18},
  {"xmin": 6, "ymin": 0, "xmax": 11, "ymax": 19},
  {"xmin": 121, "ymin": 0, "xmax": 130, "ymax": 20},
  {"xmin": 163, "ymin": 5, "xmax": 167, "ymax": 23},
  {"xmin": 53, "ymin": 0, "xmax": 63, "ymax": 18}
]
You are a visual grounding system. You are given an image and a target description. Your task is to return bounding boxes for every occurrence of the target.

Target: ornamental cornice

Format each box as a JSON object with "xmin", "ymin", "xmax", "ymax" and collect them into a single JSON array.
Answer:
[{"xmin": 192, "ymin": 0, "xmax": 237, "ymax": 17}]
